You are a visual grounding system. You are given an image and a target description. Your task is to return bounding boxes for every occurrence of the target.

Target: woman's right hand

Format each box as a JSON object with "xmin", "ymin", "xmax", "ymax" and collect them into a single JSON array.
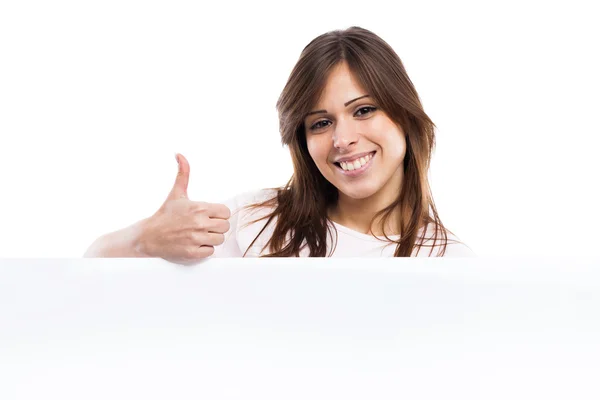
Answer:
[
  {"xmin": 84, "ymin": 154, "xmax": 231, "ymax": 264},
  {"xmin": 139, "ymin": 153, "xmax": 231, "ymax": 263}
]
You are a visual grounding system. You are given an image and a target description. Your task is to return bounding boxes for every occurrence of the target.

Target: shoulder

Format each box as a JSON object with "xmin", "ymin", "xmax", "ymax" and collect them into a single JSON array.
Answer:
[
  {"xmin": 221, "ymin": 187, "xmax": 280, "ymax": 237},
  {"xmin": 214, "ymin": 188, "xmax": 280, "ymax": 258},
  {"xmin": 414, "ymin": 224, "xmax": 476, "ymax": 257},
  {"xmin": 221, "ymin": 188, "xmax": 279, "ymax": 215},
  {"xmin": 440, "ymin": 236, "xmax": 476, "ymax": 257}
]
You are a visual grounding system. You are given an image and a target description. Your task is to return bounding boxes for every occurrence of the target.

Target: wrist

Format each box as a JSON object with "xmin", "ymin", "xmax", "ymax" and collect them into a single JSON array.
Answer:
[{"xmin": 131, "ymin": 217, "xmax": 151, "ymax": 257}]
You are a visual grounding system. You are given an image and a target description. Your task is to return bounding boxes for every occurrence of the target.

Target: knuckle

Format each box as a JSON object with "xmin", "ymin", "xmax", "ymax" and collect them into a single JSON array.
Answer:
[
  {"xmin": 191, "ymin": 231, "xmax": 207, "ymax": 245},
  {"xmin": 198, "ymin": 201, "xmax": 210, "ymax": 207},
  {"xmin": 198, "ymin": 246, "xmax": 214, "ymax": 258},
  {"xmin": 182, "ymin": 246, "xmax": 196, "ymax": 259},
  {"xmin": 186, "ymin": 230, "xmax": 197, "ymax": 241},
  {"xmin": 194, "ymin": 202, "xmax": 209, "ymax": 213},
  {"xmin": 193, "ymin": 215, "xmax": 208, "ymax": 228}
]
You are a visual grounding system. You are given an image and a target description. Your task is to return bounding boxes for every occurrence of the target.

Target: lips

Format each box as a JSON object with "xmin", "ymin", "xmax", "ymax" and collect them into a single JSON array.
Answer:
[
  {"xmin": 334, "ymin": 151, "xmax": 375, "ymax": 168},
  {"xmin": 333, "ymin": 151, "xmax": 376, "ymax": 176},
  {"xmin": 334, "ymin": 151, "xmax": 377, "ymax": 164}
]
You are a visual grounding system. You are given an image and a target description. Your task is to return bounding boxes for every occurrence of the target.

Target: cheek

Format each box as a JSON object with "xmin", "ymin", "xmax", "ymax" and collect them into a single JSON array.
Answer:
[
  {"xmin": 376, "ymin": 126, "xmax": 407, "ymax": 162},
  {"xmin": 305, "ymin": 138, "xmax": 317, "ymax": 163},
  {"xmin": 391, "ymin": 135, "xmax": 407, "ymax": 163},
  {"xmin": 305, "ymin": 135, "xmax": 329, "ymax": 164},
  {"xmin": 396, "ymin": 133, "xmax": 407, "ymax": 157}
]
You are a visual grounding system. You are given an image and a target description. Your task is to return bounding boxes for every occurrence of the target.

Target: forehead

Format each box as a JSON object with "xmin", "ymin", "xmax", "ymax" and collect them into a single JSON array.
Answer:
[{"xmin": 312, "ymin": 62, "xmax": 367, "ymax": 107}]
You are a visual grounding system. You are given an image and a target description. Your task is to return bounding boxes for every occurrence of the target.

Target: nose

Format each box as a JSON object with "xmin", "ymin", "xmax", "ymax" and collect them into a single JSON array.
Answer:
[{"xmin": 332, "ymin": 118, "xmax": 359, "ymax": 151}]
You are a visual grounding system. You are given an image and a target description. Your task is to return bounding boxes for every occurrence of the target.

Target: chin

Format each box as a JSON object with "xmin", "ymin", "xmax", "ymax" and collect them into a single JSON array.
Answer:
[{"xmin": 336, "ymin": 183, "xmax": 380, "ymax": 200}]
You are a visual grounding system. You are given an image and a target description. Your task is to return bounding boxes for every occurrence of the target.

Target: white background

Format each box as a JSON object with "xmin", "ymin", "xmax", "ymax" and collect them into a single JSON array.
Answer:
[{"xmin": 0, "ymin": 0, "xmax": 598, "ymax": 257}]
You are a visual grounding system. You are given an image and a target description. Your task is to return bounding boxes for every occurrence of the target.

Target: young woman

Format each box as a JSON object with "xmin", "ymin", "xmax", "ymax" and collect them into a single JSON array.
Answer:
[{"xmin": 84, "ymin": 26, "xmax": 474, "ymax": 264}]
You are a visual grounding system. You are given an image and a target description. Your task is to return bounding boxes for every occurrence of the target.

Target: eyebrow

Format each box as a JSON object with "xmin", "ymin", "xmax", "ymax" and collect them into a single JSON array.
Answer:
[{"xmin": 305, "ymin": 95, "xmax": 371, "ymax": 117}]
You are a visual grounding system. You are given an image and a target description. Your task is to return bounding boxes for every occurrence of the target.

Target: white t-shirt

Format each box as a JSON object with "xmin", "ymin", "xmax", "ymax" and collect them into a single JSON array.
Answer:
[{"xmin": 212, "ymin": 189, "xmax": 475, "ymax": 258}]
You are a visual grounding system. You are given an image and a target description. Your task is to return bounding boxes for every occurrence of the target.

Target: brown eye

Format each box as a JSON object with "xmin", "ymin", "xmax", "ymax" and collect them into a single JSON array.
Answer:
[
  {"xmin": 355, "ymin": 106, "xmax": 377, "ymax": 117},
  {"xmin": 310, "ymin": 120, "xmax": 331, "ymax": 131}
]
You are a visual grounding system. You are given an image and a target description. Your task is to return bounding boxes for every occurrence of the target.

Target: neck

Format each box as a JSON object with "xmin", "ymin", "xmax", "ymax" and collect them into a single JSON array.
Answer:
[{"xmin": 328, "ymin": 172, "xmax": 404, "ymax": 237}]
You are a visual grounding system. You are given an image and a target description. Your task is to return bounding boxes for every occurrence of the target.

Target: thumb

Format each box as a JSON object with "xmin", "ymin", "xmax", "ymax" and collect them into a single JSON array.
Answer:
[{"xmin": 168, "ymin": 153, "xmax": 190, "ymax": 200}]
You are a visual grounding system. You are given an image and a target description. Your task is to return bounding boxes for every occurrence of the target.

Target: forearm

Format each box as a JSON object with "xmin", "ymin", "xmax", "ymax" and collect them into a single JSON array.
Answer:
[{"xmin": 83, "ymin": 219, "xmax": 149, "ymax": 258}]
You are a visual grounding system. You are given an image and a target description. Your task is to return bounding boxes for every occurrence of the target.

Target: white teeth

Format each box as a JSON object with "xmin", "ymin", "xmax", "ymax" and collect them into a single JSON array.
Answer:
[{"xmin": 338, "ymin": 153, "xmax": 373, "ymax": 171}]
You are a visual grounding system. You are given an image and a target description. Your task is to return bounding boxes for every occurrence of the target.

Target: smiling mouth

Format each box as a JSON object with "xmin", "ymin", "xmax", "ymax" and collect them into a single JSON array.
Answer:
[{"xmin": 334, "ymin": 151, "xmax": 376, "ymax": 171}]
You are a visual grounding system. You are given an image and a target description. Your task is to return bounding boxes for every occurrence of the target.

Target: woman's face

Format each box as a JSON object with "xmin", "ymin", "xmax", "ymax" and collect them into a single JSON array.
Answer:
[{"xmin": 304, "ymin": 62, "xmax": 407, "ymax": 204}]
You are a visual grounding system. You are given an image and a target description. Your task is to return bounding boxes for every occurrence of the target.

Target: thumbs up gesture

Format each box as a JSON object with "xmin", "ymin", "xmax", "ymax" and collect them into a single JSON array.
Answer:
[{"xmin": 137, "ymin": 154, "xmax": 231, "ymax": 264}]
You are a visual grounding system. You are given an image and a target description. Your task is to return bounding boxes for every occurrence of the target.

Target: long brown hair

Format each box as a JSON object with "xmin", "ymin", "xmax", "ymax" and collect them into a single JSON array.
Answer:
[{"xmin": 242, "ymin": 26, "xmax": 454, "ymax": 257}]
